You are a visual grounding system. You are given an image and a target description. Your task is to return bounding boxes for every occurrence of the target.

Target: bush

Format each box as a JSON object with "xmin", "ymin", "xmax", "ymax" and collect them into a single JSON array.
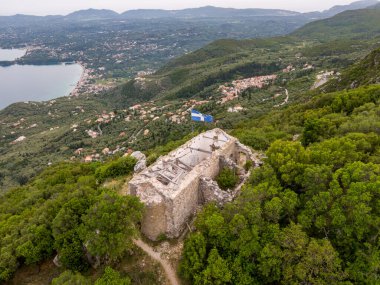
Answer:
[
  {"xmin": 51, "ymin": 270, "xmax": 91, "ymax": 285},
  {"xmin": 216, "ymin": 167, "xmax": 239, "ymax": 190},
  {"xmin": 244, "ymin": 160, "xmax": 253, "ymax": 171},
  {"xmin": 95, "ymin": 156, "xmax": 137, "ymax": 183},
  {"xmin": 95, "ymin": 267, "xmax": 131, "ymax": 285}
]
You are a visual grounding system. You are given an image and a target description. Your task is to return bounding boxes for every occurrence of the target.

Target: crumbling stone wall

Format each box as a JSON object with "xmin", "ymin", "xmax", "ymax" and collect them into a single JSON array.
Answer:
[{"xmin": 199, "ymin": 176, "xmax": 234, "ymax": 206}]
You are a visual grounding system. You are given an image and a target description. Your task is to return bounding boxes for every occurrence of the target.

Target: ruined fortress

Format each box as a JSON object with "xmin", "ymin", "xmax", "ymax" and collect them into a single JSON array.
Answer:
[{"xmin": 128, "ymin": 129, "xmax": 256, "ymax": 240}]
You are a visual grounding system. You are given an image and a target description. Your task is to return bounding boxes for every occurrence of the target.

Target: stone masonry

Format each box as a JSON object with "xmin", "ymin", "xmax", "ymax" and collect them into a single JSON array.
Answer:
[{"xmin": 128, "ymin": 128, "xmax": 256, "ymax": 240}]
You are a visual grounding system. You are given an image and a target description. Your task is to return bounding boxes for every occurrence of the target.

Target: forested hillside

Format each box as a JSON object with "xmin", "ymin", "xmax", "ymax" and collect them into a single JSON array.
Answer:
[{"xmin": 322, "ymin": 47, "xmax": 380, "ymax": 91}]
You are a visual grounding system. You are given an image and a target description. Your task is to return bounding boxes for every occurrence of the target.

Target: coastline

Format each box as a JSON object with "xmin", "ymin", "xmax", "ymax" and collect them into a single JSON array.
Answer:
[{"xmin": 69, "ymin": 62, "xmax": 89, "ymax": 97}]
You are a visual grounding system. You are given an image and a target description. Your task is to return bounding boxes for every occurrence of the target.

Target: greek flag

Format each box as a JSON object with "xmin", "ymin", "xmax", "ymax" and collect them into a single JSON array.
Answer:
[{"xmin": 191, "ymin": 110, "xmax": 214, "ymax": 123}]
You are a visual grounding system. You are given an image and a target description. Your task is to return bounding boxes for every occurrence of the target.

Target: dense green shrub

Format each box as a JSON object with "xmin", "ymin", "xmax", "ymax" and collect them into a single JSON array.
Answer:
[
  {"xmin": 51, "ymin": 271, "xmax": 91, "ymax": 285},
  {"xmin": 216, "ymin": 167, "xmax": 239, "ymax": 190},
  {"xmin": 95, "ymin": 267, "xmax": 131, "ymax": 285},
  {"xmin": 95, "ymin": 156, "xmax": 137, "ymax": 182}
]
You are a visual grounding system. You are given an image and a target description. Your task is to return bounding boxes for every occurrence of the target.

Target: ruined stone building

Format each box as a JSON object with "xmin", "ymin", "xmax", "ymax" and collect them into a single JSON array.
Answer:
[{"xmin": 128, "ymin": 128, "xmax": 256, "ymax": 240}]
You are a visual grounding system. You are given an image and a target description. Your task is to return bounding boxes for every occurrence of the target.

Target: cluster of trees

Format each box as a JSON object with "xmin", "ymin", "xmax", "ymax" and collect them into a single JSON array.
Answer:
[
  {"xmin": 0, "ymin": 160, "xmax": 143, "ymax": 282},
  {"xmin": 181, "ymin": 81, "xmax": 380, "ymax": 283}
]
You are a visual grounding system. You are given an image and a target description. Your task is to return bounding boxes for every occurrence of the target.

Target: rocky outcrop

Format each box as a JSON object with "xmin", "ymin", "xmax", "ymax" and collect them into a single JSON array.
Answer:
[{"xmin": 131, "ymin": 151, "xmax": 147, "ymax": 173}]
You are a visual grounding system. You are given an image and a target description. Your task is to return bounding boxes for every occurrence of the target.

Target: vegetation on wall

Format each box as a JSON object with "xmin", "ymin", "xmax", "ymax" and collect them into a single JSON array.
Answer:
[{"xmin": 216, "ymin": 167, "xmax": 239, "ymax": 190}]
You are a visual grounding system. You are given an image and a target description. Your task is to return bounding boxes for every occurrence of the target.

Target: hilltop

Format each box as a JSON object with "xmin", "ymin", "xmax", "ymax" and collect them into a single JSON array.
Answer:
[{"xmin": 65, "ymin": 9, "xmax": 119, "ymax": 20}]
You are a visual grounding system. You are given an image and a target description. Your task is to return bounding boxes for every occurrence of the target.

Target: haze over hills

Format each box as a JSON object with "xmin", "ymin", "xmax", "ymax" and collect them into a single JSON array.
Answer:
[
  {"xmin": 321, "ymin": 0, "xmax": 379, "ymax": 15},
  {"xmin": 65, "ymin": 8, "xmax": 119, "ymax": 20},
  {"xmin": 119, "ymin": 6, "xmax": 301, "ymax": 19},
  {"xmin": 0, "ymin": 0, "xmax": 378, "ymax": 21}
]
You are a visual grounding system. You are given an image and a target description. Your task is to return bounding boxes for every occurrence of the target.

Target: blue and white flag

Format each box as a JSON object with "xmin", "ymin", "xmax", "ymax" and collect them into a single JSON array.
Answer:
[{"xmin": 191, "ymin": 110, "xmax": 214, "ymax": 123}]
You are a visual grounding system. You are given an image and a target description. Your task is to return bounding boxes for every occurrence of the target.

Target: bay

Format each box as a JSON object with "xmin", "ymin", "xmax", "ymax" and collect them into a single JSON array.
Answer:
[
  {"xmin": 0, "ymin": 63, "xmax": 83, "ymax": 110},
  {"xmin": 0, "ymin": 48, "xmax": 26, "ymax": 61}
]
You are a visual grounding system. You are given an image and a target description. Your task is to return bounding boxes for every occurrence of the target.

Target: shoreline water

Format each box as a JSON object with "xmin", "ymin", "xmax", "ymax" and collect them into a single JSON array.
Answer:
[
  {"xmin": 0, "ymin": 48, "xmax": 26, "ymax": 61},
  {"xmin": 1, "ymin": 47, "xmax": 112, "ymax": 105},
  {"xmin": 0, "ymin": 63, "xmax": 84, "ymax": 110}
]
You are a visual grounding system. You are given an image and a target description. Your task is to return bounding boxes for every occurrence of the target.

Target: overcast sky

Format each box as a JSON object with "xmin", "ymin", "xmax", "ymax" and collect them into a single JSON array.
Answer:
[{"xmin": 0, "ymin": 0, "xmax": 361, "ymax": 16}]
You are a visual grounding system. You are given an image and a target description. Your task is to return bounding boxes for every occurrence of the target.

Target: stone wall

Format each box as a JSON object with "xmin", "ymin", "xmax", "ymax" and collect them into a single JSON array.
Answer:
[{"xmin": 167, "ymin": 172, "xmax": 200, "ymax": 238}]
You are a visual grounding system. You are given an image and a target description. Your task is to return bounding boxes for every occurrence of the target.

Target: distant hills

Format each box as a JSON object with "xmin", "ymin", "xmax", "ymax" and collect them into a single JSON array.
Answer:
[
  {"xmin": 0, "ymin": 0, "xmax": 379, "ymax": 22},
  {"xmin": 293, "ymin": 6, "xmax": 380, "ymax": 39},
  {"xmin": 65, "ymin": 8, "xmax": 119, "ymax": 20},
  {"xmin": 321, "ymin": 0, "xmax": 379, "ymax": 16},
  {"xmin": 120, "ymin": 6, "xmax": 300, "ymax": 19}
]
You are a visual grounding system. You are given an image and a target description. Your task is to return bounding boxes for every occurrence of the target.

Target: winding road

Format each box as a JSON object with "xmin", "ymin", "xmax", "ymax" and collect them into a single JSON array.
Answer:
[
  {"xmin": 134, "ymin": 239, "xmax": 181, "ymax": 285},
  {"xmin": 274, "ymin": 88, "xmax": 289, "ymax": 108}
]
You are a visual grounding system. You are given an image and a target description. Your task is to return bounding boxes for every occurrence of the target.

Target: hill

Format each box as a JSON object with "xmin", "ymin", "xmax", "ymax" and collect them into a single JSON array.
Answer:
[
  {"xmin": 65, "ymin": 9, "xmax": 119, "ymax": 20},
  {"xmin": 121, "ymin": 6, "xmax": 300, "ymax": 19},
  {"xmin": 293, "ymin": 6, "xmax": 380, "ymax": 40},
  {"xmin": 322, "ymin": 46, "xmax": 380, "ymax": 91},
  {"xmin": 322, "ymin": 0, "xmax": 378, "ymax": 16}
]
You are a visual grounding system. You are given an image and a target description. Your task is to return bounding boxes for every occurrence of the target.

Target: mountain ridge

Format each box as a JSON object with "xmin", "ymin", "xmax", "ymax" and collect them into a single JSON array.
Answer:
[{"xmin": 1, "ymin": 1, "xmax": 379, "ymax": 21}]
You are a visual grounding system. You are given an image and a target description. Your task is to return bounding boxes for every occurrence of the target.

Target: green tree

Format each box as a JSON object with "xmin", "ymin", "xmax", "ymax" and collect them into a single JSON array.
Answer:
[
  {"xmin": 293, "ymin": 239, "xmax": 347, "ymax": 284},
  {"xmin": 180, "ymin": 232, "xmax": 207, "ymax": 281},
  {"xmin": 95, "ymin": 156, "xmax": 136, "ymax": 183},
  {"xmin": 54, "ymin": 230, "xmax": 89, "ymax": 271},
  {"xmin": 195, "ymin": 248, "xmax": 232, "ymax": 285},
  {"xmin": 51, "ymin": 270, "xmax": 91, "ymax": 285},
  {"xmin": 95, "ymin": 266, "xmax": 131, "ymax": 285},
  {"xmin": 79, "ymin": 190, "xmax": 143, "ymax": 262},
  {"xmin": 16, "ymin": 225, "xmax": 54, "ymax": 265}
]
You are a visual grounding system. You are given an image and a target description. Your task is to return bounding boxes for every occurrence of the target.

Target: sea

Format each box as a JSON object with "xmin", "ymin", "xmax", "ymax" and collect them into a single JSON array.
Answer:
[{"xmin": 0, "ymin": 49, "xmax": 83, "ymax": 110}]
